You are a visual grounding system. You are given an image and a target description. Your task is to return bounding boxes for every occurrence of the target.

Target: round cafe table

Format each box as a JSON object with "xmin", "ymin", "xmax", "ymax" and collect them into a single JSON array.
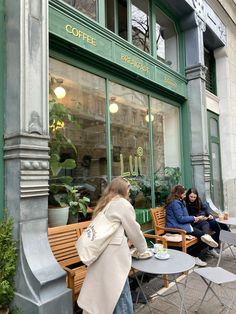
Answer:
[{"xmin": 132, "ymin": 249, "xmax": 195, "ymax": 313}]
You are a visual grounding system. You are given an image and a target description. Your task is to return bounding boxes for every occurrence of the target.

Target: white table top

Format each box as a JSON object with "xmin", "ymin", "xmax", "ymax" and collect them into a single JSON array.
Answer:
[
  {"xmin": 132, "ymin": 249, "xmax": 195, "ymax": 275},
  {"xmin": 216, "ymin": 217, "xmax": 236, "ymax": 226}
]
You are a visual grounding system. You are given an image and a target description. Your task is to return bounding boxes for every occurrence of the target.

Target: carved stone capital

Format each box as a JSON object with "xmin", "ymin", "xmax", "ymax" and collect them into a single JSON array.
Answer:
[
  {"xmin": 185, "ymin": 63, "xmax": 207, "ymax": 81},
  {"xmin": 191, "ymin": 153, "xmax": 211, "ymax": 182}
]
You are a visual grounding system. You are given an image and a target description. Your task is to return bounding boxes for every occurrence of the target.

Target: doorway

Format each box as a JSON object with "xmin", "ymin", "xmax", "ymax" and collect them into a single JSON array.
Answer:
[{"xmin": 207, "ymin": 111, "xmax": 223, "ymax": 208}]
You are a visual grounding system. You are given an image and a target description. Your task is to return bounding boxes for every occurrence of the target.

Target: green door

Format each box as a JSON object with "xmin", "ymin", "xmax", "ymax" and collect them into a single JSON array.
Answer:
[{"xmin": 207, "ymin": 111, "xmax": 223, "ymax": 209}]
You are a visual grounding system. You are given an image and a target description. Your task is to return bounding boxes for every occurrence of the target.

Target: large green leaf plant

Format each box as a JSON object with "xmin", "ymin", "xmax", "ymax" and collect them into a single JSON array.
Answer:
[{"xmin": 49, "ymin": 76, "xmax": 90, "ymax": 219}]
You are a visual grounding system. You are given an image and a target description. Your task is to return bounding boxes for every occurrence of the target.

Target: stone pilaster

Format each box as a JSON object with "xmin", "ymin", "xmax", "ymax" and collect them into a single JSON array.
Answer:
[
  {"xmin": 182, "ymin": 11, "xmax": 211, "ymax": 200},
  {"xmin": 4, "ymin": 1, "xmax": 72, "ymax": 313}
]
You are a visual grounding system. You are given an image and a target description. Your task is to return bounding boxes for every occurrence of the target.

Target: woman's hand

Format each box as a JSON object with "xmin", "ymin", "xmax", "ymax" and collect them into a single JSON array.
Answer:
[
  {"xmin": 207, "ymin": 214, "xmax": 214, "ymax": 220},
  {"xmin": 194, "ymin": 215, "xmax": 206, "ymax": 222}
]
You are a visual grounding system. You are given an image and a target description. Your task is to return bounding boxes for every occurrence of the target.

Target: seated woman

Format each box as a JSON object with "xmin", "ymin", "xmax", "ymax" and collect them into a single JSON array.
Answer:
[
  {"xmin": 185, "ymin": 188, "xmax": 228, "ymax": 257},
  {"xmin": 165, "ymin": 185, "xmax": 218, "ymax": 266}
]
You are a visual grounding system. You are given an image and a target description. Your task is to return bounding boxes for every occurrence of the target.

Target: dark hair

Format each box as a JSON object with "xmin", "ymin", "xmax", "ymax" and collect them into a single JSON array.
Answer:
[
  {"xmin": 166, "ymin": 185, "xmax": 186, "ymax": 205},
  {"xmin": 185, "ymin": 188, "xmax": 202, "ymax": 212}
]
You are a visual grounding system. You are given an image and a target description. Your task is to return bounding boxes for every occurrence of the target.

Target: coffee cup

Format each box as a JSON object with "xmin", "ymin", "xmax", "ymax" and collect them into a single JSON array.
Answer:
[
  {"xmin": 157, "ymin": 248, "xmax": 168, "ymax": 259},
  {"xmin": 153, "ymin": 243, "xmax": 163, "ymax": 253}
]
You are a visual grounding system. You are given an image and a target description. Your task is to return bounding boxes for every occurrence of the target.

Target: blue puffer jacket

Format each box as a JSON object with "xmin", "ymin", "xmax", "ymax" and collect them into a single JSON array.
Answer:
[{"xmin": 166, "ymin": 200, "xmax": 195, "ymax": 233}]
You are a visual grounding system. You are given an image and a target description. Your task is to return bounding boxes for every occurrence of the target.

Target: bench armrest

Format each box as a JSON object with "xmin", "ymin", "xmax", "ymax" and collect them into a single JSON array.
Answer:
[
  {"xmin": 143, "ymin": 233, "xmax": 167, "ymax": 248},
  {"xmin": 156, "ymin": 226, "xmax": 187, "ymax": 235},
  {"xmin": 63, "ymin": 266, "xmax": 75, "ymax": 277}
]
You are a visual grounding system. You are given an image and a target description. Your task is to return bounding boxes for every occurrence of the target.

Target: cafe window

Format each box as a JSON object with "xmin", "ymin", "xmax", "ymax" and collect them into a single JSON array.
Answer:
[
  {"xmin": 49, "ymin": 58, "xmax": 106, "ymax": 205},
  {"xmin": 204, "ymin": 48, "xmax": 217, "ymax": 95},
  {"xmin": 49, "ymin": 58, "xmax": 182, "ymax": 208},
  {"xmin": 109, "ymin": 82, "xmax": 151, "ymax": 208},
  {"xmin": 155, "ymin": 7, "xmax": 178, "ymax": 71},
  {"xmin": 132, "ymin": 0, "xmax": 150, "ymax": 53},
  {"xmin": 105, "ymin": 1, "xmax": 179, "ymax": 71},
  {"xmin": 151, "ymin": 98, "xmax": 181, "ymax": 205},
  {"xmin": 62, "ymin": 0, "xmax": 97, "ymax": 21}
]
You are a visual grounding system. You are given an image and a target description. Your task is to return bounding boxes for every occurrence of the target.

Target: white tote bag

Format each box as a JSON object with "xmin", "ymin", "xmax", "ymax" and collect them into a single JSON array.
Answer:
[{"xmin": 75, "ymin": 202, "xmax": 120, "ymax": 266}]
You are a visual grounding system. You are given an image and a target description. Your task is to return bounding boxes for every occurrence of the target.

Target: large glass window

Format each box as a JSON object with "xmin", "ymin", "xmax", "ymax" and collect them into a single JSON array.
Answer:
[
  {"xmin": 151, "ymin": 98, "xmax": 181, "ymax": 205},
  {"xmin": 109, "ymin": 82, "xmax": 151, "ymax": 208},
  {"xmin": 132, "ymin": 0, "xmax": 149, "ymax": 53},
  {"xmin": 155, "ymin": 7, "xmax": 178, "ymax": 71},
  {"xmin": 49, "ymin": 58, "xmax": 106, "ymax": 206},
  {"xmin": 105, "ymin": 1, "xmax": 179, "ymax": 72},
  {"xmin": 63, "ymin": 0, "xmax": 97, "ymax": 20},
  {"xmin": 49, "ymin": 58, "xmax": 182, "ymax": 209}
]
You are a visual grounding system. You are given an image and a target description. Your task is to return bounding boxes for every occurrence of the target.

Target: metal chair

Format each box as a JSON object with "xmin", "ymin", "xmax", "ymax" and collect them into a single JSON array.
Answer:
[{"xmin": 194, "ymin": 230, "xmax": 236, "ymax": 313}]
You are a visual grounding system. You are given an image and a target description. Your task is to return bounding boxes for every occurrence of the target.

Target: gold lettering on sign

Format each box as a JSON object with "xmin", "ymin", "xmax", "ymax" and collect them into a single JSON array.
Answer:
[
  {"xmin": 164, "ymin": 76, "xmax": 177, "ymax": 89},
  {"xmin": 120, "ymin": 147, "xmax": 144, "ymax": 176},
  {"xmin": 120, "ymin": 53, "xmax": 149, "ymax": 73},
  {"xmin": 65, "ymin": 24, "xmax": 97, "ymax": 47}
]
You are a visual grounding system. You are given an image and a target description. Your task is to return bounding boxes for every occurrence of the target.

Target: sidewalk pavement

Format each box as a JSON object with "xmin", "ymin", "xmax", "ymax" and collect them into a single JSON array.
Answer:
[{"xmin": 135, "ymin": 244, "xmax": 236, "ymax": 314}]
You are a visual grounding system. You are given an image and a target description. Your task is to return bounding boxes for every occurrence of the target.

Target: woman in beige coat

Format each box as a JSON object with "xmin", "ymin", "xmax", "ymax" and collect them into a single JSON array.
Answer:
[{"xmin": 77, "ymin": 177, "xmax": 148, "ymax": 314}]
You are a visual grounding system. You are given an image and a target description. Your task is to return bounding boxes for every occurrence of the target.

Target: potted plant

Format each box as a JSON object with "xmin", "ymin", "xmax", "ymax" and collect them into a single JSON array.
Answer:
[
  {"xmin": 55, "ymin": 184, "xmax": 90, "ymax": 224},
  {"xmin": 0, "ymin": 210, "xmax": 17, "ymax": 314},
  {"xmin": 48, "ymin": 77, "xmax": 79, "ymax": 227},
  {"xmin": 154, "ymin": 167, "xmax": 182, "ymax": 204}
]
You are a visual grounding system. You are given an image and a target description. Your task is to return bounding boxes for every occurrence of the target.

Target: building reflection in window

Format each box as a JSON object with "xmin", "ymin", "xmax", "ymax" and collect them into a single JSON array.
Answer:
[
  {"xmin": 151, "ymin": 98, "xmax": 181, "ymax": 205},
  {"xmin": 109, "ymin": 82, "xmax": 151, "ymax": 208},
  {"xmin": 156, "ymin": 7, "xmax": 178, "ymax": 71},
  {"xmin": 49, "ymin": 58, "xmax": 106, "ymax": 205},
  {"xmin": 132, "ymin": 0, "xmax": 150, "ymax": 53},
  {"xmin": 63, "ymin": 0, "xmax": 97, "ymax": 21}
]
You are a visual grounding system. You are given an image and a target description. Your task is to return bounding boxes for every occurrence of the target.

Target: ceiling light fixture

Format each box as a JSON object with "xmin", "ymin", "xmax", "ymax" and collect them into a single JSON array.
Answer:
[
  {"xmin": 54, "ymin": 78, "xmax": 66, "ymax": 99},
  {"xmin": 109, "ymin": 97, "xmax": 119, "ymax": 113},
  {"xmin": 145, "ymin": 111, "xmax": 154, "ymax": 122}
]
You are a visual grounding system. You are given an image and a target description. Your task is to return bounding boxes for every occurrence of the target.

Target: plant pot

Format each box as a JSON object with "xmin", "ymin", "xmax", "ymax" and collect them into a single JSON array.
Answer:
[
  {"xmin": 67, "ymin": 210, "xmax": 78, "ymax": 224},
  {"xmin": 0, "ymin": 307, "xmax": 9, "ymax": 314},
  {"xmin": 48, "ymin": 206, "xmax": 69, "ymax": 227}
]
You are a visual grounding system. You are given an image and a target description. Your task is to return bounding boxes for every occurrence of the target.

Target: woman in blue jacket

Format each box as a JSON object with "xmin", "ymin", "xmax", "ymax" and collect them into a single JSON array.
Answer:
[{"xmin": 165, "ymin": 185, "xmax": 218, "ymax": 266}]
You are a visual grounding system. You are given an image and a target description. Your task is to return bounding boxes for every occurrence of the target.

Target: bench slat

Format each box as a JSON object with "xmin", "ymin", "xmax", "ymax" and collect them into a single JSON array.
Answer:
[{"xmin": 48, "ymin": 221, "xmax": 91, "ymax": 304}]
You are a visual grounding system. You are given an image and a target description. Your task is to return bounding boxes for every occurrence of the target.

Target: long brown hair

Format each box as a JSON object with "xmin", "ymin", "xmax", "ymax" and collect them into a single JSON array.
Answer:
[
  {"xmin": 92, "ymin": 177, "xmax": 129, "ymax": 218},
  {"xmin": 185, "ymin": 188, "xmax": 201, "ymax": 212},
  {"xmin": 166, "ymin": 185, "xmax": 186, "ymax": 205}
]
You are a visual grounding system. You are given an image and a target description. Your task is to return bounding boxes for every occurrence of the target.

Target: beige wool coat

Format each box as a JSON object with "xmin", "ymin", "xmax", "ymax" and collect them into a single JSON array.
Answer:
[{"xmin": 77, "ymin": 197, "xmax": 147, "ymax": 314}]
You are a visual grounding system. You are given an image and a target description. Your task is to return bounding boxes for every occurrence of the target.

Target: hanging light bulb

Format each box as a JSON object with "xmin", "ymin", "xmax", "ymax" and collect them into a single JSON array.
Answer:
[
  {"xmin": 54, "ymin": 78, "xmax": 66, "ymax": 99},
  {"xmin": 109, "ymin": 97, "xmax": 119, "ymax": 113},
  {"xmin": 145, "ymin": 112, "xmax": 154, "ymax": 122},
  {"xmin": 54, "ymin": 86, "xmax": 66, "ymax": 99}
]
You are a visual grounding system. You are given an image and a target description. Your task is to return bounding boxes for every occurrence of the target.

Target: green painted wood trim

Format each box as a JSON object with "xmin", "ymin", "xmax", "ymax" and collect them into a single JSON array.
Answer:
[
  {"xmin": 97, "ymin": 0, "xmax": 105, "ymax": 26},
  {"xmin": 49, "ymin": 2, "xmax": 187, "ymax": 99},
  {"xmin": 0, "ymin": 0, "xmax": 5, "ymax": 217},
  {"xmin": 105, "ymin": 78, "xmax": 112, "ymax": 183},
  {"xmin": 148, "ymin": 96, "xmax": 155, "ymax": 208},
  {"xmin": 207, "ymin": 110, "xmax": 224, "ymax": 208},
  {"xmin": 127, "ymin": 0, "xmax": 132, "ymax": 43},
  {"xmin": 150, "ymin": 0, "xmax": 156, "ymax": 58}
]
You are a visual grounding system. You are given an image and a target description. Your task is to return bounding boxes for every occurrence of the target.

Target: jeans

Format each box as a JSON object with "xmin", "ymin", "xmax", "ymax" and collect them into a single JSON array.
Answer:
[{"xmin": 113, "ymin": 279, "xmax": 133, "ymax": 314}]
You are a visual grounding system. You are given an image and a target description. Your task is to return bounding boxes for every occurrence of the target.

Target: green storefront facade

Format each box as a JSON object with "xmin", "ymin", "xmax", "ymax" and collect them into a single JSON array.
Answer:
[{"xmin": 1, "ymin": 0, "xmax": 228, "ymax": 313}]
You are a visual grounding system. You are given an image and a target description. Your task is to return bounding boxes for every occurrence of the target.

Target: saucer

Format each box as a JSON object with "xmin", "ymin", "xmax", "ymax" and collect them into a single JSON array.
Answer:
[
  {"xmin": 154, "ymin": 253, "xmax": 170, "ymax": 260},
  {"xmin": 132, "ymin": 249, "xmax": 153, "ymax": 260}
]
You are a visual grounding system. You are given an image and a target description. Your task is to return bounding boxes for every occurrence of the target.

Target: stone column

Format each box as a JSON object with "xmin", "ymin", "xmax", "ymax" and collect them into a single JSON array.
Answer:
[
  {"xmin": 182, "ymin": 12, "xmax": 211, "ymax": 201},
  {"xmin": 4, "ymin": 1, "xmax": 72, "ymax": 313}
]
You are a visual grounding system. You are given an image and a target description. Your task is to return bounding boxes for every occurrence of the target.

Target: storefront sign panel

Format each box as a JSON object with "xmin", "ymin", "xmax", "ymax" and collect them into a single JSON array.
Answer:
[
  {"xmin": 49, "ymin": 7, "xmax": 187, "ymax": 99},
  {"xmin": 49, "ymin": 8, "xmax": 113, "ymax": 60}
]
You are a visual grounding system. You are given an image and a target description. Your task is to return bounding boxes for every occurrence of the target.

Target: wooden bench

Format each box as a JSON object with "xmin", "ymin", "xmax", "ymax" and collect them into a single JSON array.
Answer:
[
  {"xmin": 48, "ymin": 221, "xmax": 91, "ymax": 306},
  {"xmin": 150, "ymin": 207, "xmax": 199, "ymax": 253}
]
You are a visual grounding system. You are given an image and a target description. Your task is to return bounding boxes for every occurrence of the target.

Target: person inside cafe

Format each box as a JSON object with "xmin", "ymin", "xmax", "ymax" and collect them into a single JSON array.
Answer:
[
  {"xmin": 165, "ymin": 185, "xmax": 218, "ymax": 267},
  {"xmin": 77, "ymin": 176, "xmax": 148, "ymax": 314}
]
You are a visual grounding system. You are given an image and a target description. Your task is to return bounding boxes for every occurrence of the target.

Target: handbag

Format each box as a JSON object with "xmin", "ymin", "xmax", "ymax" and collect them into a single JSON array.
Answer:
[{"xmin": 75, "ymin": 202, "xmax": 120, "ymax": 266}]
